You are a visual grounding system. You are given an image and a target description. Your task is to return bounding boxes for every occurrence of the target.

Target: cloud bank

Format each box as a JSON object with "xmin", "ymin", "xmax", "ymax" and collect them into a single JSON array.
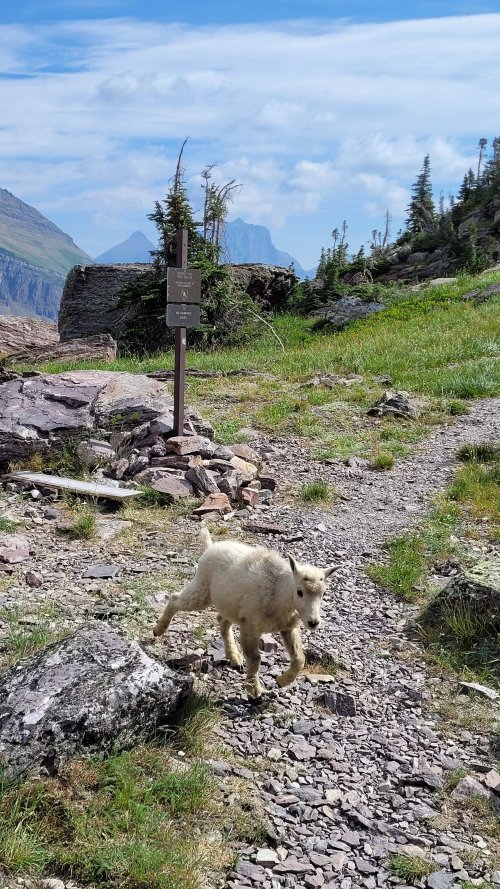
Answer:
[{"xmin": 0, "ymin": 13, "xmax": 499, "ymax": 262}]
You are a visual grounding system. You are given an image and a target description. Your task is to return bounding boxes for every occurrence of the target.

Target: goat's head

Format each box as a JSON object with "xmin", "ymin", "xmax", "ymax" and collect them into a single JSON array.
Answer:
[{"xmin": 287, "ymin": 555, "xmax": 335, "ymax": 629}]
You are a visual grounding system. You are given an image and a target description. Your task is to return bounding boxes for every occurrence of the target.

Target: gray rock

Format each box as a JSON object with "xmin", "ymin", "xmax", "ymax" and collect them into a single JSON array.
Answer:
[
  {"xmin": 77, "ymin": 438, "xmax": 116, "ymax": 469},
  {"xmin": 367, "ymin": 390, "xmax": 425, "ymax": 420},
  {"xmin": 0, "ymin": 622, "xmax": 192, "ymax": 779},
  {"xmin": 320, "ymin": 691, "xmax": 357, "ymax": 717},
  {"xmin": 185, "ymin": 464, "xmax": 219, "ymax": 495},
  {"xmin": 82, "ymin": 563, "xmax": 121, "ymax": 579},
  {"xmin": 309, "ymin": 296, "xmax": 384, "ymax": 330},
  {"xmin": 426, "ymin": 871, "xmax": 455, "ymax": 889},
  {"xmin": 451, "ymin": 776, "xmax": 490, "ymax": 801}
]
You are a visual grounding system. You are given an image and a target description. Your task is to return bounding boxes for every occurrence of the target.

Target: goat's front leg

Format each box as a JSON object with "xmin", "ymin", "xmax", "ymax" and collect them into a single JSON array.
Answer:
[
  {"xmin": 239, "ymin": 626, "xmax": 263, "ymax": 700},
  {"xmin": 277, "ymin": 627, "xmax": 305, "ymax": 688}
]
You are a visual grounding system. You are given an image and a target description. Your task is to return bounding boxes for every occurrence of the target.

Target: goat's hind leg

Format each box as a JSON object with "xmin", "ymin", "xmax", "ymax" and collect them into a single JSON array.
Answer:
[
  {"xmin": 217, "ymin": 615, "xmax": 243, "ymax": 668},
  {"xmin": 153, "ymin": 578, "xmax": 209, "ymax": 638},
  {"xmin": 239, "ymin": 626, "xmax": 263, "ymax": 700},
  {"xmin": 277, "ymin": 627, "xmax": 305, "ymax": 688}
]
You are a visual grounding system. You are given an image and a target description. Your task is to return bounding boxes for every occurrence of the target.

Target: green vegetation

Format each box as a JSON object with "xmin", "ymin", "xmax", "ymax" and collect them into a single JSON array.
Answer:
[
  {"xmin": 166, "ymin": 692, "xmax": 220, "ymax": 757},
  {"xmin": 0, "ymin": 517, "xmax": 18, "ymax": 532},
  {"xmin": 389, "ymin": 854, "xmax": 437, "ymax": 881},
  {"xmin": 449, "ymin": 443, "xmax": 500, "ymax": 538},
  {"xmin": 369, "ymin": 450, "xmax": 395, "ymax": 471},
  {"xmin": 0, "ymin": 607, "xmax": 63, "ymax": 669},
  {"xmin": 0, "ymin": 747, "xmax": 229, "ymax": 889},
  {"xmin": 71, "ymin": 504, "xmax": 97, "ymax": 540},
  {"xmin": 298, "ymin": 480, "xmax": 334, "ymax": 504},
  {"xmin": 367, "ymin": 499, "xmax": 460, "ymax": 602}
]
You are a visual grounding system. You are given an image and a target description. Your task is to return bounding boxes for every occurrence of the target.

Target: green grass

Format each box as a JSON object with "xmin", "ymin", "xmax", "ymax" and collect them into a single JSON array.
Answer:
[
  {"xmin": 369, "ymin": 450, "xmax": 395, "ymax": 470},
  {"xmin": 449, "ymin": 444, "xmax": 500, "ymax": 538},
  {"xmin": 367, "ymin": 499, "xmax": 460, "ymax": 602},
  {"xmin": 165, "ymin": 693, "xmax": 220, "ymax": 758},
  {"xmin": 298, "ymin": 480, "xmax": 334, "ymax": 504},
  {"xmin": 0, "ymin": 747, "xmax": 227, "ymax": 889},
  {"xmin": 389, "ymin": 854, "xmax": 437, "ymax": 881},
  {"xmin": 0, "ymin": 607, "xmax": 63, "ymax": 669},
  {"xmin": 0, "ymin": 517, "xmax": 19, "ymax": 532},
  {"xmin": 27, "ymin": 274, "xmax": 500, "ymax": 399},
  {"xmin": 71, "ymin": 504, "xmax": 97, "ymax": 540}
]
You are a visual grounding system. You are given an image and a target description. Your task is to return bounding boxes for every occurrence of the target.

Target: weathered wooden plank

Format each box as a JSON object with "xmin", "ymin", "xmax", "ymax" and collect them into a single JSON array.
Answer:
[{"xmin": 4, "ymin": 471, "xmax": 140, "ymax": 501}]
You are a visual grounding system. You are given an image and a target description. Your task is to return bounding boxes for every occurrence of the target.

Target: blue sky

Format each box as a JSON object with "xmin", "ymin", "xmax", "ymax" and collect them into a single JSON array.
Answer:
[{"xmin": 1, "ymin": 2, "xmax": 499, "ymax": 267}]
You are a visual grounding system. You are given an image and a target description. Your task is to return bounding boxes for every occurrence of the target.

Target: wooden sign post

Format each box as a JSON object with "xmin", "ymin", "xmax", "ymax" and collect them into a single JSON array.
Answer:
[{"xmin": 167, "ymin": 230, "xmax": 202, "ymax": 436}]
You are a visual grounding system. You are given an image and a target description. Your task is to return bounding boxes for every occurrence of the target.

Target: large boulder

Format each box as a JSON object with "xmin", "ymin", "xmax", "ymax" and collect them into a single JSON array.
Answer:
[
  {"xmin": 59, "ymin": 262, "xmax": 297, "ymax": 342},
  {"xmin": 0, "ymin": 370, "xmax": 209, "ymax": 466},
  {"xmin": 0, "ymin": 623, "xmax": 192, "ymax": 779},
  {"xmin": 59, "ymin": 263, "xmax": 151, "ymax": 341}
]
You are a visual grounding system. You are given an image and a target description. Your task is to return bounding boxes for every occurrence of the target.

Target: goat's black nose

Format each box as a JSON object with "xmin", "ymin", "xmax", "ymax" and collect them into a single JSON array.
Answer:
[{"xmin": 308, "ymin": 620, "xmax": 319, "ymax": 628}]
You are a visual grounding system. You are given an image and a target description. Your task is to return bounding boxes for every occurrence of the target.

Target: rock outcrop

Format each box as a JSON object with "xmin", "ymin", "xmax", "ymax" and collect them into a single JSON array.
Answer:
[
  {"xmin": 59, "ymin": 262, "xmax": 297, "ymax": 342},
  {"xmin": 0, "ymin": 623, "xmax": 192, "ymax": 779},
  {"xmin": 0, "ymin": 253, "xmax": 66, "ymax": 320},
  {"xmin": 0, "ymin": 315, "xmax": 59, "ymax": 357},
  {"xmin": 309, "ymin": 296, "xmax": 384, "ymax": 330},
  {"xmin": 0, "ymin": 370, "xmax": 209, "ymax": 466},
  {"xmin": 59, "ymin": 263, "xmax": 151, "ymax": 341},
  {"xmin": 8, "ymin": 333, "xmax": 117, "ymax": 364}
]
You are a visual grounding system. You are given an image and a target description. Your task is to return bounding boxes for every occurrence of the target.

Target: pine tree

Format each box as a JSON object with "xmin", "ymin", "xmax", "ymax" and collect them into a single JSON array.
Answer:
[
  {"xmin": 148, "ymin": 139, "xmax": 202, "ymax": 269},
  {"xmin": 405, "ymin": 154, "xmax": 436, "ymax": 234}
]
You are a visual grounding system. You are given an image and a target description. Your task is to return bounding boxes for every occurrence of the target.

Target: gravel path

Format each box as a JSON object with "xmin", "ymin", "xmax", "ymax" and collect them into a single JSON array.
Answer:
[
  {"xmin": 1, "ymin": 397, "xmax": 499, "ymax": 889},
  {"xmin": 193, "ymin": 397, "xmax": 500, "ymax": 889}
]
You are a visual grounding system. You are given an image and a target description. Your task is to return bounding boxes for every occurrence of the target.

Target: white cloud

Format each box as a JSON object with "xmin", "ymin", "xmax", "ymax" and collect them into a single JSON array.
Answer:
[{"xmin": 0, "ymin": 12, "xmax": 498, "ymax": 262}]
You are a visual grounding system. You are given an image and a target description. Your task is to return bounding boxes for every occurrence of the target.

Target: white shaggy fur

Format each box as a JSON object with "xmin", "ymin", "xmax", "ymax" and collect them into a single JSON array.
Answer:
[{"xmin": 153, "ymin": 528, "xmax": 335, "ymax": 699}]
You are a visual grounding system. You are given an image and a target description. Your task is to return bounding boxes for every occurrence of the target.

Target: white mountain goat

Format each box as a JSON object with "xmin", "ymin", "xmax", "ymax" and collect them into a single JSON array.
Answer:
[{"xmin": 152, "ymin": 528, "xmax": 335, "ymax": 699}]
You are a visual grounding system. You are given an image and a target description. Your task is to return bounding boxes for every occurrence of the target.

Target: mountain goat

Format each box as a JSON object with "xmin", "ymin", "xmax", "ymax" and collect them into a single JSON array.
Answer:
[{"xmin": 153, "ymin": 528, "xmax": 335, "ymax": 699}]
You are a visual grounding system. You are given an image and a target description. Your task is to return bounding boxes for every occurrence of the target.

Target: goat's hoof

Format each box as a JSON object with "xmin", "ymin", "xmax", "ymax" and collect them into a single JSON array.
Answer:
[
  {"xmin": 247, "ymin": 694, "xmax": 264, "ymax": 706},
  {"xmin": 228, "ymin": 655, "xmax": 244, "ymax": 670},
  {"xmin": 276, "ymin": 673, "xmax": 293, "ymax": 688}
]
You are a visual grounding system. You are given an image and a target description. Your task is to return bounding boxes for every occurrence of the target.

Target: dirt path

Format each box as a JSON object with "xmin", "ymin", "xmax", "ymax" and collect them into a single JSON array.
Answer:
[{"xmin": 1, "ymin": 398, "xmax": 499, "ymax": 889}]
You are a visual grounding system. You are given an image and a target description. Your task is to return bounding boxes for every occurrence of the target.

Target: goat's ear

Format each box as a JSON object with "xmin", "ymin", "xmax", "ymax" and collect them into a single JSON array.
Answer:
[
  {"xmin": 323, "ymin": 565, "xmax": 336, "ymax": 579},
  {"xmin": 288, "ymin": 554, "xmax": 297, "ymax": 575}
]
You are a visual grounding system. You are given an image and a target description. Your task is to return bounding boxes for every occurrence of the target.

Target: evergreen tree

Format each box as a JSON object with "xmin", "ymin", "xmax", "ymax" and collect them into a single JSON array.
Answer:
[{"xmin": 405, "ymin": 154, "xmax": 436, "ymax": 234}]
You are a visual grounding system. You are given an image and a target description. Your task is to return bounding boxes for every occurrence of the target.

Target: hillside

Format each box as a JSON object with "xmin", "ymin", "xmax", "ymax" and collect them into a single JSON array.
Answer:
[
  {"xmin": 0, "ymin": 188, "xmax": 92, "ymax": 320},
  {"xmin": 0, "ymin": 189, "xmax": 90, "ymax": 277}
]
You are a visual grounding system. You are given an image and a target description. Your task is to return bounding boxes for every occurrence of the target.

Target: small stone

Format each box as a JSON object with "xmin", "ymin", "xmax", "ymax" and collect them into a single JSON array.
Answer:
[
  {"xmin": 236, "ymin": 860, "xmax": 266, "ymax": 881},
  {"xmin": 342, "ymin": 831, "xmax": 361, "ymax": 848},
  {"xmin": 484, "ymin": 769, "xmax": 500, "ymax": 793},
  {"xmin": 40, "ymin": 880, "xmax": 66, "ymax": 889},
  {"xmin": 193, "ymin": 493, "xmax": 232, "ymax": 516},
  {"xmin": 25, "ymin": 570, "xmax": 43, "ymax": 588},
  {"xmin": 451, "ymin": 776, "xmax": 490, "ymax": 801},
  {"xmin": 82, "ymin": 563, "xmax": 121, "ymax": 579},
  {"xmin": 237, "ymin": 486, "xmax": 260, "ymax": 507},
  {"xmin": 0, "ymin": 534, "xmax": 30, "ymax": 564},
  {"xmin": 331, "ymin": 852, "xmax": 348, "ymax": 872},
  {"xmin": 273, "ymin": 858, "xmax": 315, "ymax": 874},
  {"xmin": 255, "ymin": 848, "xmax": 279, "ymax": 867},
  {"xmin": 230, "ymin": 455, "xmax": 258, "ymax": 481},
  {"xmin": 426, "ymin": 872, "xmax": 455, "ymax": 889},
  {"xmin": 491, "ymin": 871, "xmax": 500, "ymax": 885},
  {"xmin": 166, "ymin": 435, "xmax": 213, "ymax": 456},
  {"xmin": 289, "ymin": 741, "xmax": 316, "ymax": 761},
  {"xmin": 325, "ymin": 788, "xmax": 342, "ymax": 803},
  {"xmin": 321, "ymin": 691, "xmax": 357, "ymax": 717},
  {"xmin": 229, "ymin": 444, "xmax": 260, "ymax": 464},
  {"xmin": 185, "ymin": 465, "xmax": 219, "ymax": 495},
  {"xmin": 150, "ymin": 476, "xmax": 194, "ymax": 500},
  {"xmin": 355, "ymin": 859, "xmax": 378, "ymax": 875},
  {"xmin": 267, "ymin": 747, "xmax": 282, "ymax": 761},
  {"xmin": 260, "ymin": 634, "xmax": 280, "ymax": 653}
]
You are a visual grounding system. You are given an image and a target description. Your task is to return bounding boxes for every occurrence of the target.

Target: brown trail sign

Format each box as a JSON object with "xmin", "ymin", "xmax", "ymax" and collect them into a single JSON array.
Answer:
[{"xmin": 168, "ymin": 230, "xmax": 202, "ymax": 435}]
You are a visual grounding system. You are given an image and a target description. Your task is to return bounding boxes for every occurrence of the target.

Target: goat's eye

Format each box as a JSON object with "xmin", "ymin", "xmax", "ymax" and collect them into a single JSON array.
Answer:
[{"xmin": 297, "ymin": 589, "xmax": 303, "ymax": 598}]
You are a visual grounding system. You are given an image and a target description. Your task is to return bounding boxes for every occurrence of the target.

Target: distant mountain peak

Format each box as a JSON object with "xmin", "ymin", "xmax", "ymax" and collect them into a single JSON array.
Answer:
[{"xmin": 94, "ymin": 231, "xmax": 155, "ymax": 264}]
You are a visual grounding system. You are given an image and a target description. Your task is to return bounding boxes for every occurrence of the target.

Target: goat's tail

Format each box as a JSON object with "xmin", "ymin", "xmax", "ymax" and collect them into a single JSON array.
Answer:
[{"xmin": 200, "ymin": 526, "xmax": 213, "ymax": 552}]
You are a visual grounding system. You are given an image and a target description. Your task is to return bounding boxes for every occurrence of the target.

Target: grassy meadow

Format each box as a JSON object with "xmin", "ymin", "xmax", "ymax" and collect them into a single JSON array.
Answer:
[{"xmin": 25, "ymin": 271, "xmax": 500, "ymax": 464}]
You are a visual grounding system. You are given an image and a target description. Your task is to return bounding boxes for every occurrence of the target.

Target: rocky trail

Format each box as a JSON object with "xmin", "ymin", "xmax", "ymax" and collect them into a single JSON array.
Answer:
[{"xmin": 1, "ymin": 397, "xmax": 499, "ymax": 889}]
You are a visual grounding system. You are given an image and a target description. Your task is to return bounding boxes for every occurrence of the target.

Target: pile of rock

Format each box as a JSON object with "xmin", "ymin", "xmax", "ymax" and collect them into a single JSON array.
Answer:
[{"xmin": 100, "ymin": 430, "xmax": 276, "ymax": 521}]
